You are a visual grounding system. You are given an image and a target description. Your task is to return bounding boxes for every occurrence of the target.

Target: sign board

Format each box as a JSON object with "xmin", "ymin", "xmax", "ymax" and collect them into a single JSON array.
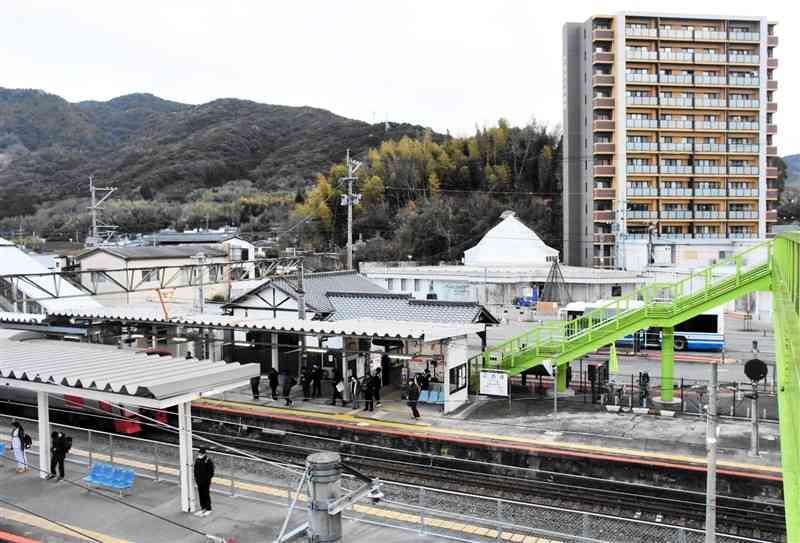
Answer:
[{"xmin": 480, "ymin": 370, "xmax": 509, "ymax": 397}]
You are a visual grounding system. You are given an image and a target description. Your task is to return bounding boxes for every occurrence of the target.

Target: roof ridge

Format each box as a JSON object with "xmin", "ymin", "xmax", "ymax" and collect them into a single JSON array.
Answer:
[
  {"xmin": 409, "ymin": 299, "xmax": 479, "ymax": 307},
  {"xmin": 326, "ymin": 291, "xmax": 410, "ymax": 299}
]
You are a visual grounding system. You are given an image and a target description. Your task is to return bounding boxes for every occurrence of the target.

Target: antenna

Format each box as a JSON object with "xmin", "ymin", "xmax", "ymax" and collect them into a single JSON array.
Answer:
[
  {"xmin": 87, "ymin": 175, "xmax": 118, "ymax": 247},
  {"xmin": 384, "ymin": 113, "xmax": 389, "ymax": 133}
]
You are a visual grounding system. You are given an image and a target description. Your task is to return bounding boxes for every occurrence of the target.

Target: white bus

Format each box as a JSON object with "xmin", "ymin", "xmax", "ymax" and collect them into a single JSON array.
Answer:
[{"xmin": 560, "ymin": 300, "xmax": 724, "ymax": 352}]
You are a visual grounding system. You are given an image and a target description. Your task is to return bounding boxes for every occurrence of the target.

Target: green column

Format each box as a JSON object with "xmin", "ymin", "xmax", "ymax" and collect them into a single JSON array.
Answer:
[
  {"xmin": 661, "ymin": 327, "xmax": 674, "ymax": 402},
  {"xmin": 556, "ymin": 363, "xmax": 568, "ymax": 392}
]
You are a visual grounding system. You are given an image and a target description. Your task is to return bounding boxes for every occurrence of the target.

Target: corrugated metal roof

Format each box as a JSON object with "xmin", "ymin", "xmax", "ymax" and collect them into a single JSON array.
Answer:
[
  {"xmin": 77, "ymin": 244, "xmax": 228, "ymax": 261},
  {"xmin": 325, "ymin": 292, "xmax": 496, "ymax": 324},
  {"xmin": 0, "ymin": 337, "xmax": 258, "ymax": 402},
  {"xmin": 0, "ymin": 238, "xmax": 102, "ymax": 312}
]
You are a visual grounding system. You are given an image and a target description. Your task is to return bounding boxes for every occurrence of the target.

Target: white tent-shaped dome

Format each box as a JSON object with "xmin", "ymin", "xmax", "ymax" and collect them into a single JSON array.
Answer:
[{"xmin": 463, "ymin": 212, "xmax": 559, "ymax": 267}]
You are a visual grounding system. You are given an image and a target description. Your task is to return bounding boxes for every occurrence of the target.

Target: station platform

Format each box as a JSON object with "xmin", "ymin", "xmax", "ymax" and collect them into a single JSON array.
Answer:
[{"xmin": 201, "ymin": 384, "xmax": 782, "ymax": 480}]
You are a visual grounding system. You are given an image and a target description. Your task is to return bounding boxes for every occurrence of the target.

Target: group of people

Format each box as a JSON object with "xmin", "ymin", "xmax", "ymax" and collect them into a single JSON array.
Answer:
[{"xmin": 9, "ymin": 421, "xmax": 71, "ymax": 480}]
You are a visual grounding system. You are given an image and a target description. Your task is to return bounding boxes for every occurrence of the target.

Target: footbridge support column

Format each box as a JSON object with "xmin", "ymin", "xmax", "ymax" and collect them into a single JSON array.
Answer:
[
  {"xmin": 556, "ymin": 363, "xmax": 568, "ymax": 392},
  {"xmin": 660, "ymin": 327, "xmax": 675, "ymax": 403}
]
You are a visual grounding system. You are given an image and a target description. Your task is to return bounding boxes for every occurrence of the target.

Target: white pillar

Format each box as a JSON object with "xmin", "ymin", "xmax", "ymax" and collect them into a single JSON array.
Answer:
[
  {"xmin": 37, "ymin": 392, "xmax": 51, "ymax": 480},
  {"xmin": 271, "ymin": 333, "xmax": 279, "ymax": 371},
  {"xmin": 177, "ymin": 402, "xmax": 196, "ymax": 512}
]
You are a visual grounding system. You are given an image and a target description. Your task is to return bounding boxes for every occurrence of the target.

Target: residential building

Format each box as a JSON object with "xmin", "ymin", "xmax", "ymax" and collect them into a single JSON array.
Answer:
[{"xmin": 563, "ymin": 13, "xmax": 779, "ymax": 270}]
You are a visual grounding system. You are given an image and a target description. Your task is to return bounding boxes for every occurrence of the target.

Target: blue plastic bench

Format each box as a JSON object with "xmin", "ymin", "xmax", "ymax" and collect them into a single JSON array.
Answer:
[
  {"xmin": 418, "ymin": 390, "xmax": 430, "ymax": 403},
  {"xmin": 0, "ymin": 442, "xmax": 5, "ymax": 455},
  {"xmin": 84, "ymin": 464, "xmax": 135, "ymax": 496},
  {"xmin": 428, "ymin": 390, "xmax": 441, "ymax": 404}
]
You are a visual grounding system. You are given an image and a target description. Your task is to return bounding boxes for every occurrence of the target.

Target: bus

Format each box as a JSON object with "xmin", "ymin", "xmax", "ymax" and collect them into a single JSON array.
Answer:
[{"xmin": 560, "ymin": 300, "xmax": 724, "ymax": 351}]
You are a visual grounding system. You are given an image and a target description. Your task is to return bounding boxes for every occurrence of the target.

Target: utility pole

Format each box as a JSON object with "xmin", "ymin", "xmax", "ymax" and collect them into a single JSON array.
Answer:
[
  {"xmin": 191, "ymin": 252, "xmax": 207, "ymax": 314},
  {"xmin": 340, "ymin": 150, "xmax": 361, "ymax": 270},
  {"xmin": 297, "ymin": 260, "xmax": 306, "ymax": 375},
  {"xmin": 87, "ymin": 175, "xmax": 117, "ymax": 246},
  {"xmin": 705, "ymin": 355, "xmax": 719, "ymax": 543}
]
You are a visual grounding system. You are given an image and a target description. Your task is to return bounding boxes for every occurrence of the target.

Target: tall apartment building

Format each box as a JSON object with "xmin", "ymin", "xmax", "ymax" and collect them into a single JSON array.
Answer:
[{"xmin": 563, "ymin": 14, "xmax": 778, "ymax": 270}]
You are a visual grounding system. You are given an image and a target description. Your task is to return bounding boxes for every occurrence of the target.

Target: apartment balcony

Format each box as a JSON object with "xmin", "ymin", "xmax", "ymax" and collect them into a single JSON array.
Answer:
[
  {"xmin": 660, "ymin": 97, "xmax": 693, "ymax": 107},
  {"xmin": 660, "ymin": 51, "xmax": 693, "ymax": 62},
  {"xmin": 593, "ymin": 74, "xmax": 614, "ymax": 86},
  {"xmin": 729, "ymin": 99, "xmax": 760, "ymax": 109},
  {"xmin": 728, "ymin": 210, "xmax": 758, "ymax": 220},
  {"xmin": 627, "ymin": 210, "xmax": 659, "ymax": 220},
  {"xmin": 767, "ymin": 146, "xmax": 778, "ymax": 156},
  {"xmin": 594, "ymin": 165, "xmax": 616, "ymax": 176},
  {"xmin": 593, "ymin": 187, "xmax": 616, "ymax": 199},
  {"xmin": 592, "ymin": 256, "xmax": 616, "ymax": 268},
  {"xmin": 767, "ymin": 124, "xmax": 778, "ymax": 135},
  {"xmin": 694, "ymin": 188, "xmax": 726, "ymax": 197},
  {"xmin": 625, "ymin": 27, "xmax": 657, "ymax": 38},
  {"xmin": 767, "ymin": 167, "xmax": 778, "ymax": 178},
  {"xmin": 659, "ymin": 28, "xmax": 693, "ymax": 40},
  {"xmin": 694, "ymin": 233, "xmax": 725, "ymax": 239},
  {"xmin": 767, "ymin": 35, "xmax": 779, "ymax": 47},
  {"xmin": 730, "ymin": 232, "xmax": 758, "ymax": 239},
  {"xmin": 627, "ymin": 164, "xmax": 658, "ymax": 174},
  {"xmin": 593, "ymin": 233, "xmax": 616, "ymax": 244},
  {"xmin": 659, "ymin": 120, "xmax": 693, "ymax": 130},
  {"xmin": 626, "ymin": 50, "xmax": 658, "ymax": 61},
  {"xmin": 729, "ymin": 76, "xmax": 760, "ymax": 87},
  {"xmin": 728, "ymin": 144, "xmax": 759, "ymax": 154},
  {"xmin": 660, "ymin": 142, "xmax": 693, "ymax": 152},
  {"xmin": 659, "ymin": 74, "xmax": 692, "ymax": 85},
  {"xmin": 767, "ymin": 80, "xmax": 778, "ymax": 91},
  {"xmin": 767, "ymin": 58, "xmax": 778, "ymax": 69},
  {"xmin": 661, "ymin": 165, "xmax": 692, "ymax": 175},
  {"xmin": 593, "ymin": 51, "xmax": 614, "ymax": 63},
  {"xmin": 767, "ymin": 102, "xmax": 777, "ymax": 113},
  {"xmin": 660, "ymin": 210, "xmax": 693, "ymax": 220},
  {"xmin": 767, "ymin": 210, "xmax": 778, "ymax": 221},
  {"xmin": 767, "ymin": 188, "xmax": 779, "ymax": 199},
  {"xmin": 729, "ymin": 54, "xmax": 760, "ymax": 65},
  {"xmin": 694, "ymin": 143, "xmax": 726, "ymax": 153},
  {"xmin": 627, "ymin": 96, "xmax": 658, "ymax": 106},
  {"xmin": 695, "ymin": 98, "xmax": 726, "ymax": 109},
  {"xmin": 729, "ymin": 31, "xmax": 760, "ymax": 42},
  {"xmin": 593, "ymin": 28, "xmax": 614, "ymax": 41},
  {"xmin": 695, "ymin": 75, "xmax": 726, "ymax": 85},
  {"xmin": 695, "ymin": 166, "xmax": 726, "ymax": 175},
  {"xmin": 660, "ymin": 233, "xmax": 693, "ymax": 240},
  {"xmin": 694, "ymin": 210, "xmax": 726, "ymax": 219},
  {"xmin": 627, "ymin": 118, "xmax": 659, "ymax": 129},
  {"xmin": 626, "ymin": 72, "xmax": 658, "ymax": 83},
  {"xmin": 695, "ymin": 30, "xmax": 727, "ymax": 41},
  {"xmin": 694, "ymin": 53, "xmax": 726, "ymax": 64},
  {"xmin": 660, "ymin": 187, "xmax": 693, "ymax": 197},
  {"xmin": 729, "ymin": 166, "xmax": 759, "ymax": 176},
  {"xmin": 593, "ymin": 142, "xmax": 615, "ymax": 153},
  {"xmin": 627, "ymin": 142, "xmax": 658, "ymax": 152},
  {"xmin": 594, "ymin": 210, "xmax": 615, "ymax": 222},
  {"xmin": 627, "ymin": 187, "xmax": 659, "ymax": 197},
  {"xmin": 728, "ymin": 121, "xmax": 759, "ymax": 131},
  {"xmin": 729, "ymin": 188, "xmax": 758, "ymax": 197},
  {"xmin": 593, "ymin": 97, "xmax": 614, "ymax": 109},
  {"xmin": 593, "ymin": 120, "xmax": 615, "ymax": 131}
]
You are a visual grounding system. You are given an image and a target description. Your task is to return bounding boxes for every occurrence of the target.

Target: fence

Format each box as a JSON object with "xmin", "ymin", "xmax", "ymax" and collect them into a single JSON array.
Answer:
[{"xmin": 0, "ymin": 413, "xmax": 778, "ymax": 543}]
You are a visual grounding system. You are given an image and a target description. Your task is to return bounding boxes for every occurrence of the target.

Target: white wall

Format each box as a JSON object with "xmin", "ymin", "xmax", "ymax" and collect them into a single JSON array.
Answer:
[{"xmin": 443, "ymin": 335, "xmax": 469, "ymax": 414}]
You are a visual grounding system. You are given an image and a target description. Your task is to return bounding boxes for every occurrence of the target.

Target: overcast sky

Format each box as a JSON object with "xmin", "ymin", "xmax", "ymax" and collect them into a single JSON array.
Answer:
[{"xmin": 0, "ymin": 1, "xmax": 793, "ymax": 150}]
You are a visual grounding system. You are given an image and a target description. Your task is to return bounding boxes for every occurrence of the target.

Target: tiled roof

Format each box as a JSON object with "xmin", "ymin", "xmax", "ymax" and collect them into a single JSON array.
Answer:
[
  {"xmin": 78, "ymin": 244, "xmax": 228, "ymax": 261},
  {"xmin": 326, "ymin": 292, "xmax": 497, "ymax": 324}
]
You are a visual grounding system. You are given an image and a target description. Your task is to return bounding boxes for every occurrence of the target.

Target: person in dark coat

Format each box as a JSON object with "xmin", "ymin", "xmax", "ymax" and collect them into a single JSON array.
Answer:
[
  {"xmin": 330, "ymin": 368, "xmax": 345, "ymax": 406},
  {"xmin": 267, "ymin": 368, "xmax": 279, "ymax": 400},
  {"xmin": 348, "ymin": 375, "xmax": 361, "ymax": 409},
  {"xmin": 193, "ymin": 448, "xmax": 215, "ymax": 516},
  {"xmin": 311, "ymin": 364, "xmax": 322, "ymax": 398},
  {"xmin": 284, "ymin": 372, "xmax": 297, "ymax": 406},
  {"xmin": 300, "ymin": 369, "xmax": 311, "ymax": 401},
  {"xmin": 47, "ymin": 431, "xmax": 70, "ymax": 480},
  {"xmin": 407, "ymin": 379, "xmax": 421, "ymax": 420},
  {"xmin": 420, "ymin": 369, "xmax": 431, "ymax": 391},
  {"xmin": 373, "ymin": 367, "xmax": 383, "ymax": 407},
  {"xmin": 250, "ymin": 373, "xmax": 261, "ymax": 400},
  {"xmin": 362, "ymin": 374, "xmax": 374, "ymax": 412}
]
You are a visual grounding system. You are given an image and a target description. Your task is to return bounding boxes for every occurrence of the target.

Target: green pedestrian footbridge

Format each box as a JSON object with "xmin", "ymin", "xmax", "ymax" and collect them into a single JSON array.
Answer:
[{"xmin": 468, "ymin": 233, "xmax": 800, "ymax": 539}]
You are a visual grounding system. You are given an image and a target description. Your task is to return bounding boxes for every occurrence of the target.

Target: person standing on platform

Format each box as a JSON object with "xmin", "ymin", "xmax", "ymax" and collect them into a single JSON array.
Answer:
[
  {"xmin": 284, "ymin": 372, "xmax": 297, "ymax": 406},
  {"xmin": 47, "ymin": 431, "xmax": 70, "ymax": 480},
  {"xmin": 373, "ymin": 367, "xmax": 383, "ymax": 408},
  {"xmin": 300, "ymin": 369, "xmax": 311, "ymax": 401},
  {"xmin": 362, "ymin": 373, "xmax": 374, "ymax": 412},
  {"xmin": 250, "ymin": 372, "xmax": 261, "ymax": 400},
  {"xmin": 330, "ymin": 368, "xmax": 345, "ymax": 406},
  {"xmin": 10, "ymin": 421, "xmax": 27, "ymax": 473},
  {"xmin": 193, "ymin": 448, "xmax": 215, "ymax": 517},
  {"xmin": 406, "ymin": 379, "xmax": 421, "ymax": 420},
  {"xmin": 349, "ymin": 375, "xmax": 361, "ymax": 409},
  {"xmin": 311, "ymin": 364, "xmax": 322, "ymax": 398},
  {"xmin": 420, "ymin": 369, "xmax": 431, "ymax": 391},
  {"xmin": 267, "ymin": 368, "xmax": 279, "ymax": 400}
]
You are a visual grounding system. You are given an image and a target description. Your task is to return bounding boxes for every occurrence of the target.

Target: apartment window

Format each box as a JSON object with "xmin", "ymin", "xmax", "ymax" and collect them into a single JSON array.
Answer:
[
  {"xmin": 400, "ymin": 278, "xmax": 409, "ymax": 291},
  {"xmin": 414, "ymin": 279, "xmax": 421, "ymax": 291},
  {"xmin": 387, "ymin": 278, "xmax": 395, "ymax": 290},
  {"xmin": 140, "ymin": 268, "xmax": 160, "ymax": 282},
  {"xmin": 449, "ymin": 363, "xmax": 468, "ymax": 394}
]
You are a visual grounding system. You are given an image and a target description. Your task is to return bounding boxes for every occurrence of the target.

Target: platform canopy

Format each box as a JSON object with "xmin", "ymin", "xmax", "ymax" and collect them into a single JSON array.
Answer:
[
  {"xmin": 463, "ymin": 211, "xmax": 559, "ymax": 267},
  {"xmin": 0, "ymin": 335, "xmax": 258, "ymax": 408}
]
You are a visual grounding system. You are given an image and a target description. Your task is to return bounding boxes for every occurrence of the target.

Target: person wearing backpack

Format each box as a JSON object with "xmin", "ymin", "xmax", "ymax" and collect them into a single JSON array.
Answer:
[
  {"xmin": 47, "ymin": 431, "xmax": 70, "ymax": 480},
  {"xmin": 10, "ymin": 421, "xmax": 28, "ymax": 473}
]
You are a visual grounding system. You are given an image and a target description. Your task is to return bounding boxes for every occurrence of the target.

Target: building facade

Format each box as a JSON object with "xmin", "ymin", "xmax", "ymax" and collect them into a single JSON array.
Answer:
[{"xmin": 563, "ymin": 13, "xmax": 779, "ymax": 270}]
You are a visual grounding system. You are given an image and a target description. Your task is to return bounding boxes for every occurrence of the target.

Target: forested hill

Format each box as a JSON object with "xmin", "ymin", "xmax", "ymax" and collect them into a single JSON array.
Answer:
[{"xmin": 0, "ymin": 88, "xmax": 427, "ymax": 216}]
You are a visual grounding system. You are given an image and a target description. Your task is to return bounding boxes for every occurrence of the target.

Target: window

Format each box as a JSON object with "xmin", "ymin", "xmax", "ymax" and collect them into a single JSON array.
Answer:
[
  {"xmin": 387, "ymin": 278, "xmax": 395, "ymax": 290},
  {"xmin": 414, "ymin": 279, "xmax": 421, "ymax": 291},
  {"xmin": 92, "ymin": 271, "xmax": 109, "ymax": 284},
  {"xmin": 140, "ymin": 268, "xmax": 160, "ymax": 282},
  {"xmin": 449, "ymin": 363, "xmax": 468, "ymax": 394},
  {"xmin": 400, "ymin": 278, "xmax": 409, "ymax": 292}
]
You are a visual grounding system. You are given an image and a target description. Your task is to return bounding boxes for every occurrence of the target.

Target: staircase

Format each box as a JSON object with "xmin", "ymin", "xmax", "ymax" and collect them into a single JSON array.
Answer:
[{"xmin": 473, "ymin": 241, "xmax": 773, "ymax": 375}]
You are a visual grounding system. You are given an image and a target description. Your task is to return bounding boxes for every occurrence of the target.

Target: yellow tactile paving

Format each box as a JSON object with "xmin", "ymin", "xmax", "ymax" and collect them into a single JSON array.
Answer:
[
  {"xmin": 195, "ymin": 399, "xmax": 783, "ymax": 476},
  {"xmin": 0, "ymin": 506, "xmax": 130, "ymax": 543}
]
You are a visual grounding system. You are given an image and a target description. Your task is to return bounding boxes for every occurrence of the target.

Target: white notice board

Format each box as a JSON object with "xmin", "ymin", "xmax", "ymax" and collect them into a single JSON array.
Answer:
[{"xmin": 479, "ymin": 370, "xmax": 509, "ymax": 397}]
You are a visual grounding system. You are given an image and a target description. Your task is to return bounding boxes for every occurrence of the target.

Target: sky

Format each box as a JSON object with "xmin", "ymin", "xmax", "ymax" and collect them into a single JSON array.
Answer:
[{"xmin": 0, "ymin": 1, "xmax": 793, "ymax": 149}]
